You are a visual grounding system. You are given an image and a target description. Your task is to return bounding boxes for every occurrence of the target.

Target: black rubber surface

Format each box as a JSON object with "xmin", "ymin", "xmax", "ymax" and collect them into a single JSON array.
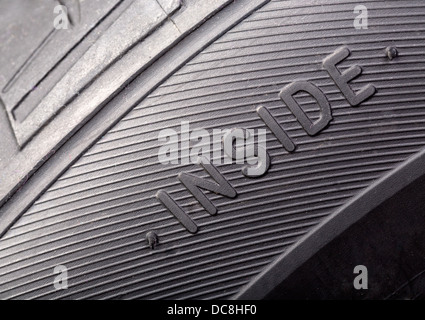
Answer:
[
  {"xmin": 266, "ymin": 172, "xmax": 425, "ymax": 300},
  {"xmin": 1, "ymin": 0, "xmax": 425, "ymax": 300}
]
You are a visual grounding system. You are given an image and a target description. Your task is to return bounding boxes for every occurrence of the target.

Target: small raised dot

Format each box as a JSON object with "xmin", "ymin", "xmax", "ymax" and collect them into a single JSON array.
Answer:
[
  {"xmin": 385, "ymin": 46, "xmax": 398, "ymax": 60},
  {"xmin": 146, "ymin": 231, "xmax": 158, "ymax": 249}
]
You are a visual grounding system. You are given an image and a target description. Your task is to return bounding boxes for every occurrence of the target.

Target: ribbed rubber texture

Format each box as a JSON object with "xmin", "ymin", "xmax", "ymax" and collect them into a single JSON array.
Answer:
[{"xmin": 1, "ymin": 0, "xmax": 425, "ymax": 299}]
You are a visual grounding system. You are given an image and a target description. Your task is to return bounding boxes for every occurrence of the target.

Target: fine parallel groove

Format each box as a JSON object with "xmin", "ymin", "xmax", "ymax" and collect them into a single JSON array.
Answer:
[
  {"xmin": 187, "ymin": 37, "xmax": 424, "ymax": 66},
  {"xmin": 2, "ymin": 202, "xmax": 341, "ymax": 293},
  {"xmin": 23, "ymin": 128, "xmax": 417, "ymax": 219},
  {"xmin": 176, "ymin": 43, "xmax": 424, "ymax": 76},
  {"xmin": 40, "ymin": 122, "xmax": 425, "ymax": 207},
  {"xmin": 5, "ymin": 214, "xmax": 324, "ymax": 298},
  {"xmin": 93, "ymin": 77, "xmax": 425, "ymax": 146},
  {"xmin": 60, "ymin": 99, "xmax": 425, "ymax": 175},
  {"xmin": 0, "ymin": 180, "xmax": 370, "ymax": 260},
  {"xmin": 1, "ymin": 0, "xmax": 424, "ymax": 300},
  {"xmin": 49, "ymin": 121, "xmax": 425, "ymax": 195}
]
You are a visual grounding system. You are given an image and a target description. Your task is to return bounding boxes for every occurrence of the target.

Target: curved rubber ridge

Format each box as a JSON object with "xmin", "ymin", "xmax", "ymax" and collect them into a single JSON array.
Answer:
[
  {"xmin": 0, "ymin": 0, "xmax": 268, "ymax": 238},
  {"xmin": 1, "ymin": 0, "xmax": 425, "ymax": 300},
  {"xmin": 264, "ymin": 172, "xmax": 425, "ymax": 299},
  {"xmin": 235, "ymin": 147, "xmax": 425, "ymax": 299}
]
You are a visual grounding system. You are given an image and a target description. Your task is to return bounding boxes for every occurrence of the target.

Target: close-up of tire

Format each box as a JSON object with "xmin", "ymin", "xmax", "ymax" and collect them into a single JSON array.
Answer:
[{"xmin": 0, "ymin": 0, "xmax": 425, "ymax": 304}]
